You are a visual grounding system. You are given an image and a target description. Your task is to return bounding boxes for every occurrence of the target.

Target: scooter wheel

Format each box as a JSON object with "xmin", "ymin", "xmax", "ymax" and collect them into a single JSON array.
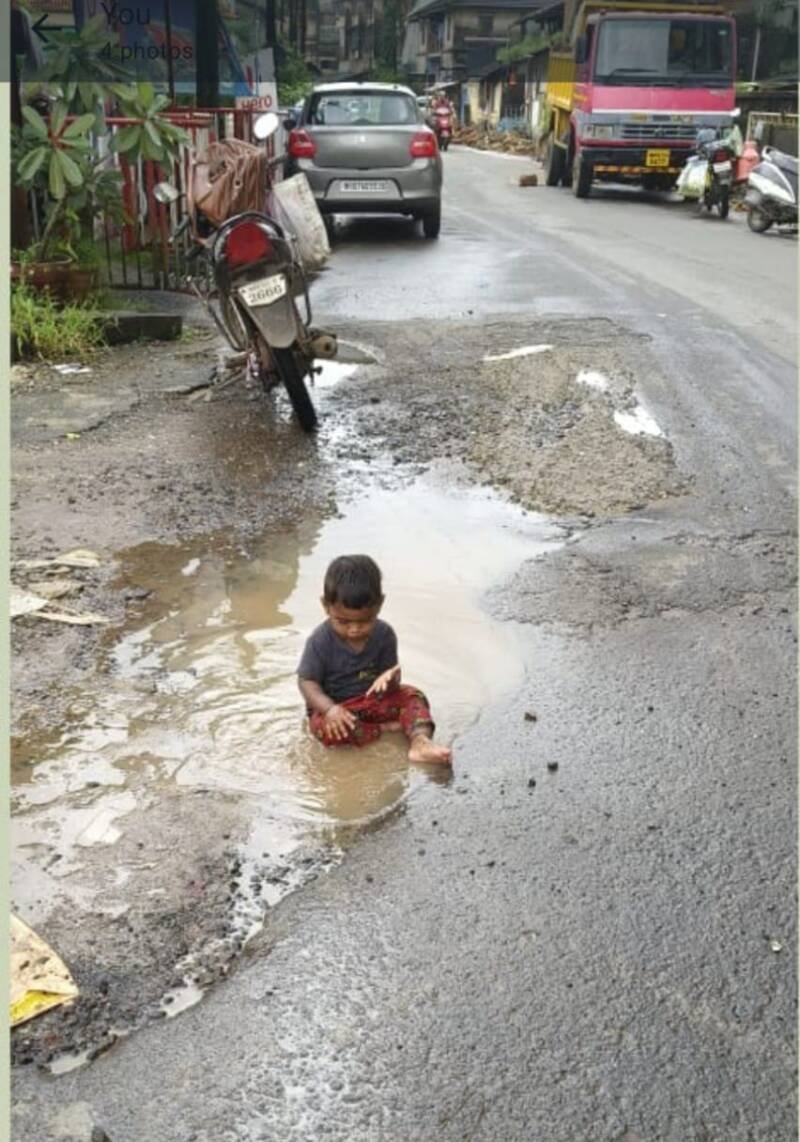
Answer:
[{"xmin": 747, "ymin": 207, "xmax": 773, "ymax": 234}]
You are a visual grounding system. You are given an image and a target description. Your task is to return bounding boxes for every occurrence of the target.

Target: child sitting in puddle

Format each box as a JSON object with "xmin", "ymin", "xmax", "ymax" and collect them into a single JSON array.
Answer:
[{"xmin": 298, "ymin": 555, "xmax": 452, "ymax": 765}]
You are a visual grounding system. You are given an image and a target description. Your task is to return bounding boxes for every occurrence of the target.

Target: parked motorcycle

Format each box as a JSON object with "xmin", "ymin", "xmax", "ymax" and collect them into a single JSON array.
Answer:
[
  {"xmin": 429, "ymin": 105, "xmax": 453, "ymax": 151},
  {"xmin": 155, "ymin": 113, "xmax": 336, "ymax": 432},
  {"xmin": 676, "ymin": 125, "xmax": 738, "ymax": 218},
  {"xmin": 745, "ymin": 145, "xmax": 798, "ymax": 234}
]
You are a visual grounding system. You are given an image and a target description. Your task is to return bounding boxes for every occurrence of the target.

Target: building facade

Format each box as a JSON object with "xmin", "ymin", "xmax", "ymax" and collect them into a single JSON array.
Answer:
[{"xmin": 402, "ymin": 0, "xmax": 535, "ymax": 86}]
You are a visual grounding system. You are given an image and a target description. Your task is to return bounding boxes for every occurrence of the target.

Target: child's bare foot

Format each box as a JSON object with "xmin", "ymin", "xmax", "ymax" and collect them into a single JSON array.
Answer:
[
  {"xmin": 379, "ymin": 721, "xmax": 402, "ymax": 734},
  {"xmin": 408, "ymin": 734, "xmax": 452, "ymax": 766}
]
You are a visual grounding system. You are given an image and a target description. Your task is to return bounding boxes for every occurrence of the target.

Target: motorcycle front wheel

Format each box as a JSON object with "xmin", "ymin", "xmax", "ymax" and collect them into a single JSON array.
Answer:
[
  {"xmin": 271, "ymin": 344, "xmax": 318, "ymax": 432},
  {"xmin": 747, "ymin": 207, "xmax": 773, "ymax": 234}
]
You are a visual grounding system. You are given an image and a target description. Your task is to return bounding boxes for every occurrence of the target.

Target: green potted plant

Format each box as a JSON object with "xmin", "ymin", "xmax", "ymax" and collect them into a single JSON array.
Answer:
[
  {"xmin": 15, "ymin": 12, "xmax": 188, "ymax": 297},
  {"xmin": 13, "ymin": 96, "xmax": 96, "ymax": 295}
]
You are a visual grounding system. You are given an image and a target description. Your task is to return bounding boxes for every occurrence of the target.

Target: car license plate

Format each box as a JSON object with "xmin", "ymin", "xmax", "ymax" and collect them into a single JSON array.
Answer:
[
  {"xmin": 238, "ymin": 275, "xmax": 287, "ymax": 308},
  {"xmin": 339, "ymin": 180, "xmax": 390, "ymax": 192},
  {"xmin": 645, "ymin": 149, "xmax": 670, "ymax": 168}
]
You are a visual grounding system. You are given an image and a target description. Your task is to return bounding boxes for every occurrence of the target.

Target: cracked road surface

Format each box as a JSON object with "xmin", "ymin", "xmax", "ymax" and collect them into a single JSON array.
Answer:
[{"xmin": 11, "ymin": 149, "xmax": 796, "ymax": 1141}]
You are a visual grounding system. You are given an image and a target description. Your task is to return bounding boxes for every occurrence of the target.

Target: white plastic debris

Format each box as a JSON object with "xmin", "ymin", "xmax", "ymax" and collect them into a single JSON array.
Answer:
[
  {"xmin": 52, "ymin": 364, "xmax": 92, "ymax": 375},
  {"xmin": 484, "ymin": 344, "xmax": 553, "ymax": 362},
  {"xmin": 54, "ymin": 548, "xmax": 101, "ymax": 568},
  {"xmin": 15, "ymin": 549, "xmax": 101, "ymax": 571},
  {"xmin": 25, "ymin": 578, "xmax": 77, "ymax": 600},
  {"xmin": 35, "ymin": 610, "xmax": 110, "ymax": 626},
  {"xmin": 10, "ymin": 586, "xmax": 49, "ymax": 618},
  {"xmin": 576, "ymin": 369, "xmax": 610, "ymax": 391},
  {"xmin": 613, "ymin": 405, "xmax": 663, "ymax": 437},
  {"xmin": 770, "ymin": 939, "xmax": 783, "ymax": 953}
]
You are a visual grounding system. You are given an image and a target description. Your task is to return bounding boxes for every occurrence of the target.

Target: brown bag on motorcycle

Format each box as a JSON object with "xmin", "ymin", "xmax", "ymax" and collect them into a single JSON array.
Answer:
[{"xmin": 188, "ymin": 138, "xmax": 267, "ymax": 229}]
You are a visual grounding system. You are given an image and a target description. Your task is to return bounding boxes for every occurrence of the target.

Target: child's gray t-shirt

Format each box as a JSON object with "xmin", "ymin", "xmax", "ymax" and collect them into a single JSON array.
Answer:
[{"xmin": 297, "ymin": 619, "xmax": 398, "ymax": 703}]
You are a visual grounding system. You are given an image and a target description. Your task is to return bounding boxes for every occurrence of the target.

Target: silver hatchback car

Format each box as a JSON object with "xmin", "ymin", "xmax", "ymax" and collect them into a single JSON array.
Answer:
[{"xmin": 285, "ymin": 83, "xmax": 443, "ymax": 238}]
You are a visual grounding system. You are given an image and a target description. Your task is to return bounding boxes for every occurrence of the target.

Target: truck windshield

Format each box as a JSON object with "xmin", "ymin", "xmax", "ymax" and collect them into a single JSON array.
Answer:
[{"xmin": 594, "ymin": 19, "xmax": 733, "ymax": 87}]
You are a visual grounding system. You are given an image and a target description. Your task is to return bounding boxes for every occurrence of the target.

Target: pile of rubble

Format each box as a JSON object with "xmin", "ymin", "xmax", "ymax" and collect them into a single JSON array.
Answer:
[{"xmin": 453, "ymin": 124, "xmax": 541, "ymax": 158}]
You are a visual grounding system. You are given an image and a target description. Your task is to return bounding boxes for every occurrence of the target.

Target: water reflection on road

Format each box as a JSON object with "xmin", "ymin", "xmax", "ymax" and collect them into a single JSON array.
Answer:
[{"xmin": 12, "ymin": 472, "xmax": 561, "ymax": 932}]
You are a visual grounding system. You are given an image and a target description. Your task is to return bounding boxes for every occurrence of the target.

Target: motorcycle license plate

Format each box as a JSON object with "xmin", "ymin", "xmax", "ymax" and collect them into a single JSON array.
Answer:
[
  {"xmin": 645, "ymin": 149, "xmax": 670, "ymax": 168},
  {"xmin": 238, "ymin": 275, "xmax": 287, "ymax": 308},
  {"xmin": 713, "ymin": 161, "xmax": 732, "ymax": 174},
  {"xmin": 339, "ymin": 180, "xmax": 390, "ymax": 193}
]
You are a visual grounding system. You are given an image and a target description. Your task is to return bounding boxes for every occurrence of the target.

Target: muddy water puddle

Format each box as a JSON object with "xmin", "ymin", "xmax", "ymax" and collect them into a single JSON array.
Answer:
[{"xmin": 12, "ymin": 472, "xmax": 561, "ymax": 1042}]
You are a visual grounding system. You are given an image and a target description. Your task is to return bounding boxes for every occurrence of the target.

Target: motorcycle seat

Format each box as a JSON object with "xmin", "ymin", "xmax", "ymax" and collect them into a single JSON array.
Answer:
[{"xmin": 766, "ymin": 148, "xmax": 798, "ymax": 177}]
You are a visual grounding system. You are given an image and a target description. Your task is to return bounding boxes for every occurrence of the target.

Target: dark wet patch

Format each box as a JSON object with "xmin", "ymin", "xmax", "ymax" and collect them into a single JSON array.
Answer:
[{"xmin": 490, "ymin": 528, "xmax": 797, "ymax": 631}]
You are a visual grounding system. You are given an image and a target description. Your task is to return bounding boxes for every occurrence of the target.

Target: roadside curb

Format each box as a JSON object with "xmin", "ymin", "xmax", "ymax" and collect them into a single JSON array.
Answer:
[{"xmin": 102, "ymin": 312, "xmax": 183, "ymax": 346}]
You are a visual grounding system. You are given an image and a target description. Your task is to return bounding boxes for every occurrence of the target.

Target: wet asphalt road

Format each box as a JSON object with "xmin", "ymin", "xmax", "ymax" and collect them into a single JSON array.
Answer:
[{"xmin": 13, "ymin": 149, "xmax": 796, "ymax": 1141}]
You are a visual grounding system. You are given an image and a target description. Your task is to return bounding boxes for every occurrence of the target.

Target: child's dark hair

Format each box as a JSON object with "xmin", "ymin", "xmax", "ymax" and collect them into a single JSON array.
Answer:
[{"xmin": 323, "ymin": 555, "xmax": 383, "ymax": 609}]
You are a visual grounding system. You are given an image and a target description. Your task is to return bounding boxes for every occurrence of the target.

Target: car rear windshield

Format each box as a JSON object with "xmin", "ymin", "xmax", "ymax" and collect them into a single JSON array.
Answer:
[{"xmin": 308, "ymin": 90, "xmax": 418, "ymax": 127}]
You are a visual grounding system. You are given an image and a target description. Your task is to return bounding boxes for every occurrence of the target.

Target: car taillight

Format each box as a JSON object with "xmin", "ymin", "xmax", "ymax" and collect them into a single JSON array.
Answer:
[
  {"xmin": 224, "ymin": 222, "xmax": 273, "ymax": 268},
  {"xmin": 712, "ymin": 149, "xmax": 729, "ymax": 163},
  {"xmin": 288, "ymin": 129, "xmax": 316, "ymax": 158},
  {"xmin": 410, "ymin": 130, "xmax": 438, "ymax": 159}
]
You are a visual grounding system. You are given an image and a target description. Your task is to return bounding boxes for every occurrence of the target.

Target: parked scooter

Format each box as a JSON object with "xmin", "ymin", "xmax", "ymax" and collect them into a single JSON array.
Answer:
[
  {"xmin": 676, "ymin": 123, "xmax": 739, "ymax": 218},
  {"xmin": 155, "ymin": 113, "xmax": 336, "ymax": 432},
  {"xmin": 745, "ymin": 145, "xmax": 798, "ymax": 234}
]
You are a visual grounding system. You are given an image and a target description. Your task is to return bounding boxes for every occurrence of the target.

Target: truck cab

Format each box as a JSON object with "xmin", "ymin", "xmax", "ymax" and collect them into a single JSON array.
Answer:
[{"xmin": 545, "ymin": 2, "xmax": 737, "ymax": 197}]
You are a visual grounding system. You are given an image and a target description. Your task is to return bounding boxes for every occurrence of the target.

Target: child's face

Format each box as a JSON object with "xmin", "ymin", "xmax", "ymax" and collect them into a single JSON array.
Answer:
[{"xmin": 323, "ymin": 600, "xmax": 382, "ymax": 648}]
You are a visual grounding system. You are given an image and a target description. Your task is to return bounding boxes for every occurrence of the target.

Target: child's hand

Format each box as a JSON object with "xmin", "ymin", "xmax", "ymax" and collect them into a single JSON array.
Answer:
[
  {"xmin": 324, "ymin": 704, "xmax": 358, "ymax": 741},
  {"xmin": 367, "ymin": 665, "xmax": 401, "ymax": 696}
]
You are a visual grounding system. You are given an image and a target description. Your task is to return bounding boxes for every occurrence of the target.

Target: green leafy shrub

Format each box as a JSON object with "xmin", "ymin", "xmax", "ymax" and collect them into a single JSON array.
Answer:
[{"xmin": 12, "ymin": 285, "xmax": 107, "ymax": 360}]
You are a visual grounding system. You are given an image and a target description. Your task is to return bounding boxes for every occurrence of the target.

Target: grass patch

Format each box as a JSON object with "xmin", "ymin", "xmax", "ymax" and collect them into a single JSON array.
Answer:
[
  {"xmin": 92, "ymin": 291, "xmax": 154, "ymax": 313},
  {"xmin": 12, "ymin": 286, "xmax": 107, "ymax": 361}
]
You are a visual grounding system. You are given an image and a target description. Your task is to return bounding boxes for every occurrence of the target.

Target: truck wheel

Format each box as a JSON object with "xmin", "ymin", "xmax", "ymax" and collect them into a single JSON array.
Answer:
[
  {"xmin": 572, "ymin": 153, "xmax": 591, "ymax": 198},
  {"xmin": 544, "ymin": 137, "xmax": 565, "ymax": 186}
]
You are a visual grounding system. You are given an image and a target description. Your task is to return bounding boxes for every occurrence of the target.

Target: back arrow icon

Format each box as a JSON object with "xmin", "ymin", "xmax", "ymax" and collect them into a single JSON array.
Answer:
[{"xmin": 32, "ymin": 14, "xmax": 51, "ymax": 44}]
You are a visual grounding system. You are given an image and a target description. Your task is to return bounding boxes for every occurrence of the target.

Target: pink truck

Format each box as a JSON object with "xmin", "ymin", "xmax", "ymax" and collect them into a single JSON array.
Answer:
[{"xmin": 544, "ymin": 1, "xmax": 737, "ymax": 196}]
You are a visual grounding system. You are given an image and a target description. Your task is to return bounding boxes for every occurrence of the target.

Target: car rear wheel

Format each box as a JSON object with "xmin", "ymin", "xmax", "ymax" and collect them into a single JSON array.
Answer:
[{"xmin": 422, "ymin": 207, "xmax": 441, "ymax": 239}]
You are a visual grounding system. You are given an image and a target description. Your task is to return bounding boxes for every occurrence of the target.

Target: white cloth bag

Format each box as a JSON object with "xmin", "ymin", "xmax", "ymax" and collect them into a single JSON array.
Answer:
[
  {"xmin": 270, "ymin": 174, "xmax": 330, "ymax": 274},
  {"xmin": 676, "ymin": 156, "xmax": 708, "ymax": 200}
]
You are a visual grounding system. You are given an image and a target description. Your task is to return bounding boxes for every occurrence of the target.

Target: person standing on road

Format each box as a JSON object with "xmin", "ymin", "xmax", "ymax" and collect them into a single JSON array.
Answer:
[{"xmin": 297, "ymin": 555, "xmax": 452, "ymax": 765}]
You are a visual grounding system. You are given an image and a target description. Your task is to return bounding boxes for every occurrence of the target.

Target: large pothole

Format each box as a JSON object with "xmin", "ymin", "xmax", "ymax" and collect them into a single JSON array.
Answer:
[{"xmin": 321, "ymin": 318, "xmax": 684, "ymax": 518}]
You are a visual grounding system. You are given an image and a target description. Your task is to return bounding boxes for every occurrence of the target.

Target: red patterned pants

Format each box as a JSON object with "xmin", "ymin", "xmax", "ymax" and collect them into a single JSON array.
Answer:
[{"xmin": 310, "ymin": 685, "xmax": 434, "ymax": 748}]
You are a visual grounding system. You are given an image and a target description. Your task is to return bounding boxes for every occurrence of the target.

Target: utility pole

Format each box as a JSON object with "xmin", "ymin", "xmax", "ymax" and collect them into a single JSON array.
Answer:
[
  {"xmin": 266, "ymin": 0, "xmax": 277, "ymax": 51},
  {"xmin": 288, "ymin": 0, "xmax": 298, "ymax": 48},
  {"xmin": 299, "ymin": 0, "xmax": 307, "ymax": 55},
  {"xmin": 196, "ymin": 0, "xmax": 220, "ymax": 108}
]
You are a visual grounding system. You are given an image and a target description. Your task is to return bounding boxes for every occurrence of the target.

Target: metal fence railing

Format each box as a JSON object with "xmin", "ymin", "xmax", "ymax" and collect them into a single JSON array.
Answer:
[{"xmin": 26, "ymin": 108, "xmax": 282, "ymax": 293}]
